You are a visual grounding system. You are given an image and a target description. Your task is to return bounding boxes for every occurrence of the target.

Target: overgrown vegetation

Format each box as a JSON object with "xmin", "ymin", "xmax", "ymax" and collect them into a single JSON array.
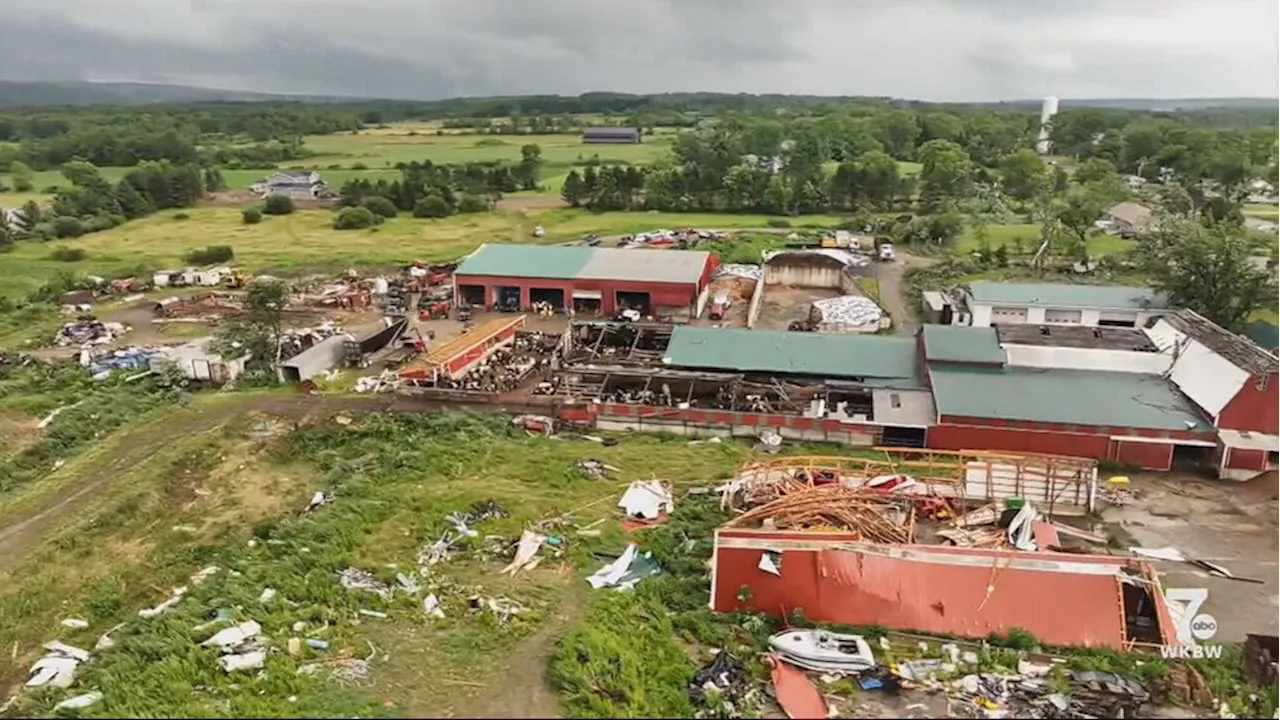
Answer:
[{"xmin": 183, "ymin": 244, "xmax": 235, "ymax": 265}]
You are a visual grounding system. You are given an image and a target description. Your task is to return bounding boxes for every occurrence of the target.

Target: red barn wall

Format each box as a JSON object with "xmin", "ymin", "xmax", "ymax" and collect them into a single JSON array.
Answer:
[
  {"xmin": 1218, "ymin": 373, "xmax": 1279, "ymax": 435},
  {"xmin": 1109, "ymin": 440, "xmax": 1174, "ymax": 471},
  {"xmin": 452, "ymin": 274, "xmax": 698, "ymax": 314},
  {"xmin": 929, "ymin": 422, "xmax": 1112, "ymax": 460},
  {"xmin": 1226, "ymin": 447, "xmax": 1268, "ymax": 472}
]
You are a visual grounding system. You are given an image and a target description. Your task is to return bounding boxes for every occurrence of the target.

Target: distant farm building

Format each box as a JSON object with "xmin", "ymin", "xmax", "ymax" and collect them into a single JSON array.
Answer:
[
  {"xmin": 1106, "ymin": 202, "xmax": 1153, "ymax": 235},
  {"xmin": 453, "ymin": 244, "xmax": 715, "ymax": 319},
  {"xmin": 251, "ymin": 171, "xmax": 327, "ymax": 200},
  {"xmin": 581, "ymin": 127, "xmax": 641, "ymax": 144}
]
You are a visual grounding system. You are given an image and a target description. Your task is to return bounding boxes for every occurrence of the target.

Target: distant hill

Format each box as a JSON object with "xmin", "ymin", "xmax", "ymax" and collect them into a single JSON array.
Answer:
[
  {"xmin": 0, "ymin": 80, "xmax": 362, "ymax": 109},
  {"xmin": 0, "ymin": 80, "xmax": 1275, "ymax": 113}
]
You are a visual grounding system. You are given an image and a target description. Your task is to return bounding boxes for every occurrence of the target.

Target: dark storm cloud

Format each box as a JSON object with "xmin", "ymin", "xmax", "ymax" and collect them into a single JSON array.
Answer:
[{"xmin": 0, "ymin": 0, "xmax": 1274, "ymax": 100}]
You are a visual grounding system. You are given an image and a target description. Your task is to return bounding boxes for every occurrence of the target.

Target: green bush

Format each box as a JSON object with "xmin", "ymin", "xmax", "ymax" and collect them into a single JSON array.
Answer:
[
  {"xmin": 412, "ymin": 194, "xmax": 451, "ymax": 219},
  {"xmin": 172, "ymin": 212, "xmax": 191, "ymax": 221},
  {"xmin": 457, "ymin": 193, "xmax": 488, "ymax": 214},
  {"xmin": 361, "ymin": 196, "xmax": 398, "ymax": 219},
  {"xmin": 262, "ymin": 195, "xmax": 295, "ymax": 216},
  {"xmin": 184, "ymin": 245, "xmax": 235, "ymax": 265},
  {"xmin": 333, "ymin": 206, "xmax": 379, "ymax": 230},
  {"xmin": 49, "ymin": 246, "xmax": 87, "ymax": 262},
  {"xmin": 50, "ymin": 216, "xmax": 85, "ymax": 238},
  {"xmin": 83, "ymin": 214, "xmax": 117, "ymax": 233},
  {"xmin": 241, "ymin": 208, "xmax": 263, "ymax": 224},
  {"xmin": 765, "ymin": 218, "xmax": 792, "ymax": 228}
]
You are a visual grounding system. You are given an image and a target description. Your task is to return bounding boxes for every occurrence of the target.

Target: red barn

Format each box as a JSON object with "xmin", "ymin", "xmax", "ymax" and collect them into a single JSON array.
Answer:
[{"xmin": 453, "ymin": 244, "xmax": 716, "ymax": 319}]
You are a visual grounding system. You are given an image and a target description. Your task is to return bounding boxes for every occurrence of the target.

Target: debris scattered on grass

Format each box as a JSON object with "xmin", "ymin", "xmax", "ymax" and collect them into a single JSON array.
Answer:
[
  {"xmin": 754, "ymin": 429, "xmax": 783, "ymax": 454},
  {"xmin": 306, "ymin": 491, "xmax": 328, "ymax": 512},
  {"xmin": 395, "ymin": 573, "xmax": 422, "ymax": 595},
  {"xmin": 53, "ymin": 691, "xmax": 103, "ymax": 711},
  {"xmin": 170, "ymin": 525, "xmax": 198, "ymax": 533},
  {"xmin": 586, "ymin": 544, "xmax": 662, "ymax": 591},
  {"xmin": 500, "ymin": 530, "xmax": 547, "ymax": 575},
  {"xmin": 94, "ymin": 623, "xmax": 125, "ymax": 651},
  {"xmin": 201, "ymin": 621, "xmax": 262, "ymax": 650},
  {"xmin": 60, "ymin": 618, "xmax": 89, "ymax": 630},
  {"xmin": 576, "ymin": 459, "xmax": 619, "ymax": 480},
  {"xmin": 38, "ymin": 402, "xmax": 84, "ymax": 431},
  {"xmin": 767, "ymin": 653, "xmax": 829, "ymax": 720},
  {"xmin": 219, "ymin": 651, "xmax": 265, "ymax": 673},
  {"xmin": 257, "ymin": 588, "xmax": 277, "ymax": 604},
  {"xmin": 139, "ymin": 586, "xmax": 188, "ymax": 618},
  {"xmin": 689, "ymin": 650, "xmax": 758, "ymax": 718},
  {"xmin": 338, "ymin": 568, "xmax": 394, "ymax": 600},
  {"xmin": 189, "ymin": 566, "xmax": 220, "ymax": 586},
  {"xmin": 423, "ymin": 594, "xmax": 445, "ymax": 619},
  {"xmin": 306, "ymin": 639, "xmax": 330, "ymax": 651},
  {"xmin": 357, "ymin": 609, "xmax": 388, "ymax": 620},
  {"xmin": 618, "ymin": 480, "xmax": 674, "ymax": 520}
]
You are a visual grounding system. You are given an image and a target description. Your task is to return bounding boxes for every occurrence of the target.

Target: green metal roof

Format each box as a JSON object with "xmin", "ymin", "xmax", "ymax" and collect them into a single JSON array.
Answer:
[
  {"xmin": 455, "ymin": 244, "xmax": 593, "ymax": 280},
  {"xmin": 1248, "ymin": 322, "xmax": 1279, "ymax": 354},
  {"xmin": 664, "ymin": 327, "xmax": 919, "ymax": 380},
  {"xmin": 929, "ymin": 366, "xmax": 1212, "ymax": 431},
  {"xmin": 922, "ymin": 325, "xmax": 1005, "ymax": 364},
  {"xmin": 967, "ymin": 282, "xmax": 1168, "ymax": 310}
]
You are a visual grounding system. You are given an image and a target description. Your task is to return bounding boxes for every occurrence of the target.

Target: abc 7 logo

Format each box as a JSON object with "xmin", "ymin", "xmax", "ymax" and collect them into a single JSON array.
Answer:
[{"xmin": 1189, "ymin": 613, "xmax": 1218, "ymax": 641}]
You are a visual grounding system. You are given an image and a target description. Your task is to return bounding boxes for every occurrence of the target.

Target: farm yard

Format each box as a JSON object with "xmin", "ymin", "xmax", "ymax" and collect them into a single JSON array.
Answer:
[{"xmin": 0, "ymin": 88, "xmax": 1278, "ymax": 720}]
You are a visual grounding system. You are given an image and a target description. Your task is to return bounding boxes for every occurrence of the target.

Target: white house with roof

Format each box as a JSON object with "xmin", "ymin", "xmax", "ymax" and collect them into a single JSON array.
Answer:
[
  {"xmin": 251, "ymin": 171, "xmax": 327, "ymax": 200},
  {"xmin": 956, "ymin": 282, "xmax": 1171, "ymax": 329}
]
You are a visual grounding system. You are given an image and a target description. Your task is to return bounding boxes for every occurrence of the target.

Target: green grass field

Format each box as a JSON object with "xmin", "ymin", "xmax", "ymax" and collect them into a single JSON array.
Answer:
[
  {"xmin": 953, "ymin": 223, "xmax": 1133, "ymax": 257},
  {"xmin": 1244, "ymin": 203, "xmax": 1279, "ymax": 222},
  {"xmin": 0, "ymin": 207, "xmax": 845, "ymax": 299}
]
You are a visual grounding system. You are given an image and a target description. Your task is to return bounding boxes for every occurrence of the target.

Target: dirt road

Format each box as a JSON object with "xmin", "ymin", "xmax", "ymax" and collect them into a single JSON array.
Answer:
[
  {"xmin": 0, "ymin": 393, "xmax": 547, "ymax": 574},
  {"xmin": 874, "ymin": 251, "xmax": 935, "ymax": 336}
]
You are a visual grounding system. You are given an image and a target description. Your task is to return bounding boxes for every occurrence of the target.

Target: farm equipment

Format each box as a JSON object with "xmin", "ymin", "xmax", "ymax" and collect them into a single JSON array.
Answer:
[
  {"xmin": 224, "ymin": 271, "xmax": 254, "ymax": 289},
  {"xmin": 456, "ymin": 304, "xmax": 473, "ymax": 322},
  {"xmin": 420, "ymin": 301, "xmax": 451, "ymax": 320}
]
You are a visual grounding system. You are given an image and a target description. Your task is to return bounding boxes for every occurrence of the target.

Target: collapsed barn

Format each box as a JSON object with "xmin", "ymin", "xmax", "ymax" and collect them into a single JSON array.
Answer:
[
  {"xmin": 554, "ymin": 324, "xmax": 935, "ymax": 447},
  {"xmin": 399, "ymin": 316, "xmax": 565, "ymax": 399},
  {"xmin": 708, "ymin": 453, "xmax": 1181, "ymax": 650}
]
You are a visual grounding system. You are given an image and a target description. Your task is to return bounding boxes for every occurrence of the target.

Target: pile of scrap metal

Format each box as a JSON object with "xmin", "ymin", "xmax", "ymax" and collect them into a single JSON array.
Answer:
[
  {"xmin": 55, "ymin": 319, "xmax": 129, "ymax": 346},
  {"xmin": 290, "ymin": 281, "xmax": 373, "ymax": 311},
  {"xmin": 153, "ymin": 293, "xmax": 244, "ymax": 322},
  {"xmin": 936, "ymin": 501, "xmax": 1107, "ymax": 552},
  {"xmin": 722, "ymin": 483, "xmax": 915, "ymax": 544},
  {"xmin": 919, "ymin": 665, "xmax": 1152, "ymax": 719},
  {"xmin": 425, "ymin": 331, "xmax": 560, "ymax": 393},
  {"xmin": 566, "ymin": 322, "xmax": 672, "ymax": 366}
]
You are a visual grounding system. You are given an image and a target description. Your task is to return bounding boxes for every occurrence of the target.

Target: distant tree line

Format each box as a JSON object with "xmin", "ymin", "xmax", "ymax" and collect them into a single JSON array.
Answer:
[
  {"xmin": 334, "ymin": 145, "xmax": 542, "ymax": 222},
  {"xmin": 6, "ymin": 160, "xmax": 204, "ymax": 240}
]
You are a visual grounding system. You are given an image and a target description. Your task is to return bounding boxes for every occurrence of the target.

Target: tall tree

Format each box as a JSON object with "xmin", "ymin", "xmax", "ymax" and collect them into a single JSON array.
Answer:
[
  {"xmin": 561, "ymin": 170, "xmax": 585, "ymax": 207},
  {"xmin": 917, "ymin": 140, "xmax": 973, "ymax": 210},
  {"xmin": 10, "ymin": 161, "xmax": 34, "ymax": 192},
  {"xmin": 1146, "ymin": 221, "xmax": 1277, "ymax": 332},
  {"xmin": 997, "ymin": 149, "xmax": 1048, "ymax": 202}
]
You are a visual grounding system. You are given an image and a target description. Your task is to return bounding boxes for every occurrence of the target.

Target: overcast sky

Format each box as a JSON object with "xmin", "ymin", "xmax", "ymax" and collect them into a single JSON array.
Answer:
[{"xmin": 0, "ymin": 0, "xmax": 1275, "ymax": 101}]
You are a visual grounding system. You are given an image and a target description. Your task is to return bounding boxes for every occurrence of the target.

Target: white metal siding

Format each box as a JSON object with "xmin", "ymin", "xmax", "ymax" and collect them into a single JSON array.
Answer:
[
  {"xmin": 1002, "ymin": 344, "xmax": 1173, "ymax": 374},
  {"xmin": 763, "ymin": 264, "xmax": 844, "ymax": 288},
  {"xmin": 1044, "ymin": 309, "xmax": 1083, "ymax": 324},
  {"xmin": 1146, "ymin": 321, "xmax": 1251, "ymax": 418},
  {"xmin": 990, "ymin": 306, "xmax": 1028, "ymax": 323}
]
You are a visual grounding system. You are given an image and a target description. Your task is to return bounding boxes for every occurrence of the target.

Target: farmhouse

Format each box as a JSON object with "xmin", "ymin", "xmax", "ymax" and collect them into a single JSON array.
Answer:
[
  {"xmin": 251, "ymin": 170, "xmax": 327, "ymax": 200},
  {"xmin": 581, "ymin": 127, "xmax": 641, "ymax": 144},
  {"xmin": 1106, "ymin": 202, "xmax": 1153, "ymax": 235},
  {"xmin": 453, "ymin": 244, "xmax": 715, "ymax": 318},
  {"xmin": 958, "ymin": 282, "xmax": 1169, "ymax": 328}
]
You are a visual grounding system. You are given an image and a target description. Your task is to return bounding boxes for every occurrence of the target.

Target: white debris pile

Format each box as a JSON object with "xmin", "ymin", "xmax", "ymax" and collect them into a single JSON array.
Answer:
[
  {"xmin": 712, "ymin": 264, "xmax": 762, "ymax": 281},
  {"xmin": 54, "ymin": 692, "xmax": 103, "ymax": 711},
  {"xmin": 54, "ymin": 320, "xmax": 129, "ymax": 347},
  {"xmin": 354, "ymin": 370, "xmax": 401, "ymax": 393},
  {"xmin": 337, "ymin": 568, "xmax": 394, "ymax": 600},
  {"xmin": 810, "ymin": 295, "xmax": 883, "ymax": 328},
  {"xmin": 617, "ymin": 481, "xmax": 674, "ymax": 520},
  {"xmin": 202, "ymin": 620, "xmax": 265, "ymax": 673},
  {"xmin": 138, "ymin": 585, "xmax": 189, "ymax": 618},
  {"xmin": 26, "ymin": 641, "xmax": 91, "ymax": 689}
]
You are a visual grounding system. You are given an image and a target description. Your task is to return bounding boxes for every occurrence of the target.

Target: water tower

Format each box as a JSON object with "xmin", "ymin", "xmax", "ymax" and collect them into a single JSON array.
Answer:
[{"xmin": 1036, "ymin": 96, "xmax": 1059, "ymax": 155}]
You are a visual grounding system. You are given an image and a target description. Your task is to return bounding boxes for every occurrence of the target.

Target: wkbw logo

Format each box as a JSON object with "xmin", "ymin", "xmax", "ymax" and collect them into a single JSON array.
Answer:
[{"xmin": 1161, "ymin": 588, "xmax": 1223, "ymax": 660}]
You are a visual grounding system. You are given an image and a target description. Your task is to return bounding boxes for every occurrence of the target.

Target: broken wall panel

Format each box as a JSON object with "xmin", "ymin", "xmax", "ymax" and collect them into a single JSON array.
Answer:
[{"xmin": 710, "ymin": 530, "xmax": 1173, "ymax": 650}]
